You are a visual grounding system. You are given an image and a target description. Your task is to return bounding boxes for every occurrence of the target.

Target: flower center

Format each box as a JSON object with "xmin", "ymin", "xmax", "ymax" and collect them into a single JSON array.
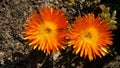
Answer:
[
  {"xmin": 81, "ymin": 28, "xmax": 99, "ymax": 45},
  {"xmin": 84, "ymin": 32, "xmax": 92, "ymax": 39},
  {"xmin": 45, "ymin": 28, "xmax": 52, "ymax": 33},
  {"xmin": 38, "ymin": 22, "xmax": 57, "ymax": 39}
]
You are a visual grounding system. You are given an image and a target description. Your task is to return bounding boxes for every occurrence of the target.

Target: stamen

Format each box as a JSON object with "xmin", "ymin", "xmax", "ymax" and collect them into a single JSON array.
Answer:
[
  {"xmin": 85, "ymin": 32, "xmax": 92, "ymax": 39},
  {"xmin": 45, "ymin": 28, "xmax": 51, "ymax": 33}
]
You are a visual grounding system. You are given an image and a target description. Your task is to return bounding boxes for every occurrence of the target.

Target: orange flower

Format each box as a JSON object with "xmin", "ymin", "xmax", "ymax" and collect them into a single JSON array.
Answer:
[
  {"xmin": 68, "ymin": 13, "xmax": 113, "ymax": 61},
  {"xmin": 24, "ymin": 7, "xmax": 68, "ymax": 54}
]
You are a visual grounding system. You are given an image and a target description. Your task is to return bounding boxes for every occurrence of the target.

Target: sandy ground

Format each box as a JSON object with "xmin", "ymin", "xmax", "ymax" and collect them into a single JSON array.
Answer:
[{"xmin": 0, "ymin": 0, "xmax": 120, "ymax": 68}]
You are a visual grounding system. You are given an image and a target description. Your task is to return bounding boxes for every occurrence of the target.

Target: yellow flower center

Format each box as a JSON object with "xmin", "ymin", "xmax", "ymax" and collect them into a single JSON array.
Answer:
[
  {"xmin": 38, "ymin": 22, "xmax": 57, "ymax": 39},
  {"xmin": 84, "ymin": 32, "xmax": 92, "ymax": 39},
  {"xmin": 45, "ymin": 28, "xmax": 52, "ymax": 33},
  {"xmin": 81, "ymin": 27, "xmax": 99, "ymax": 45}
]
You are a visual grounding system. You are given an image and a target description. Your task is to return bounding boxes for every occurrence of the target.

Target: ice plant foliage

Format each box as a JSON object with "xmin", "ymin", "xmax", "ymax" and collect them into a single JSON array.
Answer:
[
  {"xmin": 24, "ymin": 7, "xmax": 68, "ymax": 54},
  {"xmin": 68, "ymin": 13, "xmax": 113, "ymax": 61}
]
